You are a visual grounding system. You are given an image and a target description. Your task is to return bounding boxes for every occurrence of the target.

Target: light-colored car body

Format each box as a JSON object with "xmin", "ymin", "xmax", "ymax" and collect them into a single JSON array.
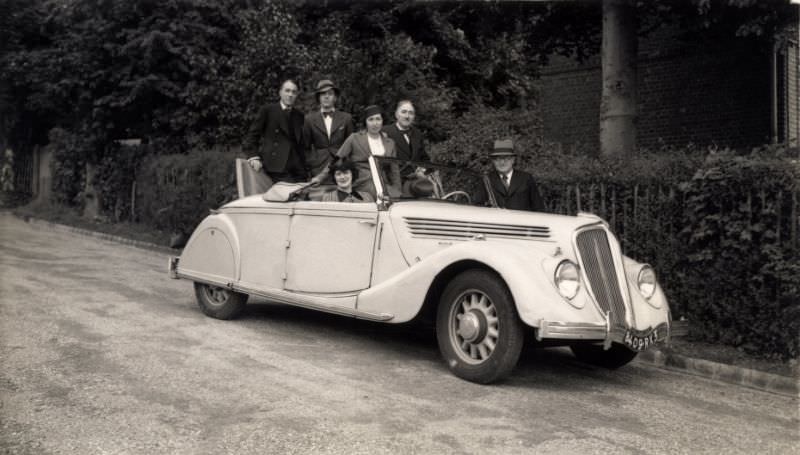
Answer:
[{"xmin": 170, "ymin": 157, "xmax": 679, "ymax": 382}]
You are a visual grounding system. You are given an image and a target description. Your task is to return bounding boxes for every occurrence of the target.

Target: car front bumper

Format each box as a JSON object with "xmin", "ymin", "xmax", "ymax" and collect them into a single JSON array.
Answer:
[{"xmin": 536, "ymin": 317, "xmax": 688, "ymax": 351}]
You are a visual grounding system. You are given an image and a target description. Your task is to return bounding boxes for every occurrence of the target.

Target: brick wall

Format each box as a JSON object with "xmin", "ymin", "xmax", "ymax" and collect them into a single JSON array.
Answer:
[{"xmin": 540, "ymin": 27, "xmax": 774, "ymax": 150}]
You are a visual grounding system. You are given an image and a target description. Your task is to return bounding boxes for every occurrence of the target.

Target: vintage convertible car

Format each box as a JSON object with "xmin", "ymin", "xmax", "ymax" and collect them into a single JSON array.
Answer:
[{"xmin": 169, "ymin": 157, "xmax": 682, "ymax": 383}]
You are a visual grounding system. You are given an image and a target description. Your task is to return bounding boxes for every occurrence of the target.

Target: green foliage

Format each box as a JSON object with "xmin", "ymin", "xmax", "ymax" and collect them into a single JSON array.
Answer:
[
  {"xmin": 296, "ymin": 3, "xmax": 455, "ymax": 137},
  {"xmin": 676, "ymin": 147, "xmax": 799, "ymax": 359},
  {"xmin": 210, "ymin": 1, "xmax": 313, "ymax": 144},
  {"xmin": 95, "ymin": 143, "xmax": 149, "ymax": 222},
  {"xmin": 430, "ymin": 103, "xmax": 546, "ymax": 171},
  {"xmin": 136, "ymin": 148, "xmax": 238, "ymax": 234},
  {"xmin": 47, "ymin": 128, "xmax": 88, "ymax": 206}
]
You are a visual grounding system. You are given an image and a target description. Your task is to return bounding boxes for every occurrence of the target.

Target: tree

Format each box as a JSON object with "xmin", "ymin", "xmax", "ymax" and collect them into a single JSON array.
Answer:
[{"xmin": 600, "ymin": 0, "xmax": 637, "ymax": 157}]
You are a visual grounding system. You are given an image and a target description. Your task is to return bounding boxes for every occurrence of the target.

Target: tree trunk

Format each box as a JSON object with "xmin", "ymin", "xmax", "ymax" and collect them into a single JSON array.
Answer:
[{"xmin": 600, "ymin": 0, "xmax": 637, "ymax": 157}]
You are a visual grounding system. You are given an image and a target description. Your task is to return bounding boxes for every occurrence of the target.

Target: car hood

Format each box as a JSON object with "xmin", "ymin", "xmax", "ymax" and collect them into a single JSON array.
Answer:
[{"xmin": 387, "ymin": 200, "xmax": 605, "ymax": 262}]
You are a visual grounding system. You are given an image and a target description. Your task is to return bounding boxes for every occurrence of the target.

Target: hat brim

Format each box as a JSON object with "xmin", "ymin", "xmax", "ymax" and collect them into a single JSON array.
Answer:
[
  {"xmin": 316, "ymin": 86, "xmax": 340, "ymax": 96},
  {"xmin": 489, "ymin": 151, "xmax": 516, "ymax": 157}
]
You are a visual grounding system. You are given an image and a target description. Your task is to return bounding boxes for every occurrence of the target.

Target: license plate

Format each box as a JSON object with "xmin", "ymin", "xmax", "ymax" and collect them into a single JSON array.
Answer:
[{"xmin": 624, "ymin": 328, "xmax": 658, "ymax": 351}]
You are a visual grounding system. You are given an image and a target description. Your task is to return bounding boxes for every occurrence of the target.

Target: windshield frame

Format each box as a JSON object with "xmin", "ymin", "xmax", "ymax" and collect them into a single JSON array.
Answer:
[{"xmin": 370, "ymin": 156, "xmax": 497, "ymax": 209}]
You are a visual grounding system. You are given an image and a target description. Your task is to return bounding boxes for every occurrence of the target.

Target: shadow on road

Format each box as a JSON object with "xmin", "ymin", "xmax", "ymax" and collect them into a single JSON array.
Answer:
[{"xmin": 231, "ymin": 299, "xmax": 658, "ymax": 389}]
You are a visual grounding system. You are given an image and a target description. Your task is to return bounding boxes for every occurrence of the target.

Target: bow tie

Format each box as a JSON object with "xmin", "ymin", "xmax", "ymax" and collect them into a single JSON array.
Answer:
[{"xmin": 322, "ymin": 111, "xmax": 333, "ymax": 118}]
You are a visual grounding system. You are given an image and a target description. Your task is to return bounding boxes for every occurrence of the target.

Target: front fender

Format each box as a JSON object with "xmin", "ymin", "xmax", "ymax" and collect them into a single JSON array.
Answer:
[
  {"xmin": 177, "ymin": 213, "xmax": 241, "ymax": 285},
  {"xmin": 622, "ymin": 256, "xmax": 671, "ymax": 331},
  {"xmin": 356, "ymin": 241, "xmax": 606, "ymax": 325}
]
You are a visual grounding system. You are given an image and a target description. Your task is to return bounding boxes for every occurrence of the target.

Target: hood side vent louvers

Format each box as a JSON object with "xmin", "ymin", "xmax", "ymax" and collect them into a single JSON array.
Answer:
[{"xmin": 404, "ymin": 217, "xmax": 550, "ymax": 241}]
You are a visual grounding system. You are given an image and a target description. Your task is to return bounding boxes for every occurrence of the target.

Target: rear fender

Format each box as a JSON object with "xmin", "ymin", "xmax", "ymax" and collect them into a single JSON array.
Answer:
[{"xmin": 177, "ymin": 213, "xmax": 240, "ymax": 285}]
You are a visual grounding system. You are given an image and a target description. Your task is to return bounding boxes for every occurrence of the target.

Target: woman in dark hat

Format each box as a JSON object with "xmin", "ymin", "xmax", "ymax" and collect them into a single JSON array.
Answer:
[
  {"xmin": 321, "ymin": 159, "xmax": 374, "ymax": 202},
  {"xmin": 310, "ymin": 105, "xmax": 399, "ymax": 197}
]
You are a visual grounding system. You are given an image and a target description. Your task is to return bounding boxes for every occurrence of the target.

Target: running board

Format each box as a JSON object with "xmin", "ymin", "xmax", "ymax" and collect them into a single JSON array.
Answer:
[{"xmin": 175, "ymin": 269, "xmax": 394, "ymax": 322}]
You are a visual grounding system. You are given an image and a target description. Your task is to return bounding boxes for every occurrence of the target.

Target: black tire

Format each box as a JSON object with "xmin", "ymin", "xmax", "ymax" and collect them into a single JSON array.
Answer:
[
  {"xmin": 570, "ymin": 343, "xmax": 638, "ymax": 369},
  {"xmin": 436, "ymin": 269, "xmax": 524, "ymax": 384},
  {"xmin": 194, "ymin": 282, "xmax": 248, "ymax": 320}
]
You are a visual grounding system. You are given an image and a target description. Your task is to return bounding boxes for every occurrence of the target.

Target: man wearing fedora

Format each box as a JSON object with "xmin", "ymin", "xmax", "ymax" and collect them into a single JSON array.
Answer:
[
  {"xmin": 475, "ymin": 139, "xmax": 545, "ymax": 212},
  {"xmin": 244, "ymin": 79, "xmax": 307, "ymax": 182},
  {"xmin": 301, "ymin": 79, "xmax": 354, "ymax": 183}
]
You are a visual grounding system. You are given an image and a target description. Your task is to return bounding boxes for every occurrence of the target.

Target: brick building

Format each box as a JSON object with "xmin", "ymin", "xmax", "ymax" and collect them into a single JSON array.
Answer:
[{"xmin": 539, "ymin": 24, "xmax": 799, "ymax": 151}]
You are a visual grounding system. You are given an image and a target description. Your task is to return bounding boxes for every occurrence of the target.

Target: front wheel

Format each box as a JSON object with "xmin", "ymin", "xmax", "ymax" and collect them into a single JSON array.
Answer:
[
  {"xmin": 436, "ymin": 270, "xmax": 524, "ymax": 384},
  {"xmin": 194, "ymin": 282, "xmax": 248, "ymax": 320},
  {"xmin": 570, "ymin": 343, "xmax": 638, "ymax": 369}
]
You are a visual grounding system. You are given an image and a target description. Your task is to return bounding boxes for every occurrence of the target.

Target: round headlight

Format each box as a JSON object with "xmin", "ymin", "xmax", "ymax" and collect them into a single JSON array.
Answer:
[
  {"xmin": 555, "ymin": 260, "xmax": 580, "ymax": 300},
  {"xmin": 637, "ymin": 265, "xmax": 657, "ymax": 299}
]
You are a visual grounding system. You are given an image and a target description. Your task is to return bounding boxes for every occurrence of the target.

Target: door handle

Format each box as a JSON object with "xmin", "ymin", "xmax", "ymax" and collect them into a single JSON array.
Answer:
[{"xmin": 358, "ymin": 220, "xmax": 377, "ymax": 226}]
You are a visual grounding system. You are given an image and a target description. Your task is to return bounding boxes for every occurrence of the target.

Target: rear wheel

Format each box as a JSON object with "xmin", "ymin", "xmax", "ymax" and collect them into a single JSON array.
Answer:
[
  {"xmin": 436, "ymin": 270, "xmax": 524, "ymax": 384},
  {"xmin": 571, "ymin": 343, "xmax": 638, "ymax": 369},
  {"xmin": 194, "ymin": 282, "xmax": 248, "ymax": 320}
]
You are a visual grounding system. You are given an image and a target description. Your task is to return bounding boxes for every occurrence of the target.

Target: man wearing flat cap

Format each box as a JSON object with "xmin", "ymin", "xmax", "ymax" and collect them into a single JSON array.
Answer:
[
  {"xmin": 475, "ymin": 139, "xmax": 545, "ymax": 212},
  {"xmin": 244, "ymin": 79, "xmax": 307, "ymax": 182},
  {"xmin": 301, "ymin": 79, "xmax": 354, "ymax": 182}
]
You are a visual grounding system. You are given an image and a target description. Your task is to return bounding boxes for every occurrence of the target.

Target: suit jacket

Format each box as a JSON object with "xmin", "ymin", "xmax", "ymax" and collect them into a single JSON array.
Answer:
[
  {"xmin": 382, "ymin": 123, "xmax": 429, "ymax": 163},
  {"xmin": 244, "ymin": 102, "xmax": 306, "ymax": 175},
  {"xmin": 475, "ymin": 169, "xmax": 545, "ymax": 212},
  {"xmin": 302, "ymin": 110, "xmax": 354, "ymax": 178}
]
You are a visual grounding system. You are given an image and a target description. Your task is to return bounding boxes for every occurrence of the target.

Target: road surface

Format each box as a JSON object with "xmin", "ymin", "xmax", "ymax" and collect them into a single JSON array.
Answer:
[{"xmin": 1, "ymin": 212, "xmax": 797, "ymax": 454}]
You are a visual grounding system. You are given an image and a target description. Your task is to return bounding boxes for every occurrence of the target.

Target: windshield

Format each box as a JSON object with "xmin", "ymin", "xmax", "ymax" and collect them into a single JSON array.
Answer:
[{"xmin": 372, "ymin": 156, "xmax": 493, "ymax": 207}]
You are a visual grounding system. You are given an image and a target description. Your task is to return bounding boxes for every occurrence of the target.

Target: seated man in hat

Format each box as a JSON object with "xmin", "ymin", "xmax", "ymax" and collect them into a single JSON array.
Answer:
[
  {"xmin": 302, "ymin": 79, "xmax": 354, "ymax": 186},
  {"xmin": 474, "ymin": 139, "xmax": 545, "ymax": 212}
]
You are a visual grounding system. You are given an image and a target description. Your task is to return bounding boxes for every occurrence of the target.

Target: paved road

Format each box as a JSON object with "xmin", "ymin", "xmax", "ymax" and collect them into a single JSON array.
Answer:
[{"xmin": 1, "ymin": 212, "xmax": 798, "ymax": 454}]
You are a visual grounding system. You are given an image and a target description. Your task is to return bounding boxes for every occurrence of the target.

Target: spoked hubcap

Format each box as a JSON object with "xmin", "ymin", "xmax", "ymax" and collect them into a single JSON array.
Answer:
[
  {"xmin": 202, "ymin": 285, "xmax": 230, "ymax": 307},
  {"xmin": 449, "ymin": 290, "xmax": 499, "ymax": 364}
]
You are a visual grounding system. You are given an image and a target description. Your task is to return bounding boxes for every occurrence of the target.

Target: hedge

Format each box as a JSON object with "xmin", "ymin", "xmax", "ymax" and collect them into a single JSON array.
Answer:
[
  {"xmin": 136, "ymin": 148, "xmax": 239, "ymax": 234},
  {"xmin": 571, "ymin": 150, "xmax": 796, "ymax": 360}
]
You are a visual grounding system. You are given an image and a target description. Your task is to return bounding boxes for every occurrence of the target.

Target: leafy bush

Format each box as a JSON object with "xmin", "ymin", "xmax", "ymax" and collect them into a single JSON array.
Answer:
[
  {"xmin": 48, "ymin": 128, "xmax": 88, "ymax": 206},
  {"xmin": 95, "ymin": 143, "xmax": 149, "ymax": 222},
  {"xmin": 136, "ymin": 148, "xmax": 239, "ymax": 234},
  {"xmin": 430, "ymin": 102, "xmax": 548, "ymax": 171},
  {"xmin": 676, "ymin": 147, "xmax": 799, "ymax": 359}
]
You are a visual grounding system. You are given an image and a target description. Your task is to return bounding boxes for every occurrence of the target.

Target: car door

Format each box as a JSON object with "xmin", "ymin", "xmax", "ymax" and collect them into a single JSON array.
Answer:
[
  {"xmin": 232, "ymin": 204, "xmax": 292, "ymax": 291},
  {"xmin": 284, "ymin": 200, "xmax": 379, "ymax": 297}
]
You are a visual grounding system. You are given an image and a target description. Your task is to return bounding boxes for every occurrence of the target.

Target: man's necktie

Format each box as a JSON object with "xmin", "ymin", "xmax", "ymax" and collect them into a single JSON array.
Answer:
[
  {"xmin": 502, "ymin": 173, "xmax": 509, "ymax": 189},
  {"xmin": 322, "ymin": 111, "xmax": 333, "ymax": 118}
]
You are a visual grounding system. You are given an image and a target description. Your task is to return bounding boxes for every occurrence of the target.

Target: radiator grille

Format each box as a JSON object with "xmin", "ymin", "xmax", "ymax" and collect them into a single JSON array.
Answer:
[
  {"xmin": 576, "ymin": 229, "xmax": 626, "ymax": 327},
  {"xmin": 404, "ymin": 217, "xmax": 550, "ymax": 240}
]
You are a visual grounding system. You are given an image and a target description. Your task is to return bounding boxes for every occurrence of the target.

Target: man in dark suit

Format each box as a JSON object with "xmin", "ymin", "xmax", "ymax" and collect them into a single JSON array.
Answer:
[
  {"xmin": 244, "ymin": 79, "xmax": 306, "ymax": 182},
  {"xmin": 382, "ymin": 100, "xmax": 429, "ymax": 164},
  {"xmin": 475, "ymin": 139, "xmax": 545, "ymax": 212},
  {"xmin": 301, "ymin": 79, "xmax": 354, "ymax": 183},
  {"xmin": 382, "ymin": 100, "xmax": 430, "ymax": 194}
]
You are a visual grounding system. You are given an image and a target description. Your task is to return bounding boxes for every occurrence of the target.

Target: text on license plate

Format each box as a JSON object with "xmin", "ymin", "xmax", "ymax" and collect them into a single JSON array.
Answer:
[{"xmin": 624, "ymin": 329, "xmax": 658, "ymax": 351}]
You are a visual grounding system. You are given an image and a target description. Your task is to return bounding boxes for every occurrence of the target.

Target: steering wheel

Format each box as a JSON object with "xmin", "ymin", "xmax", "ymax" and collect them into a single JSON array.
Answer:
[{"xmin": 441, "ymin": 191, "xmax": 471, "ymax": 204}]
